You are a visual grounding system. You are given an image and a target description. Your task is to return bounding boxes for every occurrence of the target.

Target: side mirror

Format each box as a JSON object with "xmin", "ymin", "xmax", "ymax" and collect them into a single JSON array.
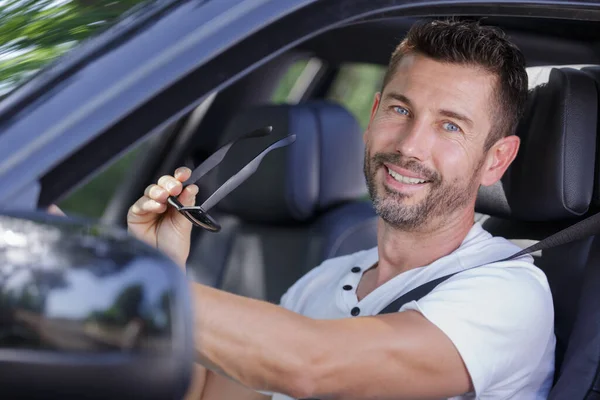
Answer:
[{"xmin": 0, "ymin": 211, "xmax": 193, "ymax": 399}]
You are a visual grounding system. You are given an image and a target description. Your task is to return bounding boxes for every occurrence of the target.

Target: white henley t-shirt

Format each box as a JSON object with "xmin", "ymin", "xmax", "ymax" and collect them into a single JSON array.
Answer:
[{"xmin": 270, "ymin": 222, "xmax": 555, "ymax": 400}]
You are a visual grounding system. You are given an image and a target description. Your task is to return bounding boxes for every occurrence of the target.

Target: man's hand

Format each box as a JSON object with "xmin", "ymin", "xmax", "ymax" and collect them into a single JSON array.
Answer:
[{"xmin": 127, "ymin": 167, "xmax": 198, "ymax": 268}]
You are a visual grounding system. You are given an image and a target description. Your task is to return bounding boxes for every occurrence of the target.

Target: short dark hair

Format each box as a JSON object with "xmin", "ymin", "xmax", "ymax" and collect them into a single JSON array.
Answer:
[{"xmin": 382, "ymin": 19, "xmax": 528, "ymax": 151}]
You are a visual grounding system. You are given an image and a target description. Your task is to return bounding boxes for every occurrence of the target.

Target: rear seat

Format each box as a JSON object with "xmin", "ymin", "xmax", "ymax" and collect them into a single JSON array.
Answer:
[{"xmin": 476, "ymin": 66, "xmax": 599, "ymax": 397}]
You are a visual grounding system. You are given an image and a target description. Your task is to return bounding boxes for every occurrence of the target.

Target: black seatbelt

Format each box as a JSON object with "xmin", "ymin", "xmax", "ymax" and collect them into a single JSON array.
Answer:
[{"xmin": 378, "ymin": 210, "xmax": 600, "ymax": 315}]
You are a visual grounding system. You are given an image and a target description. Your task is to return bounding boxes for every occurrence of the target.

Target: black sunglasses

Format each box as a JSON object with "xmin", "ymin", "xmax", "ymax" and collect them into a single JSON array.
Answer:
[{"xmin": 167, "ymin": 126, "xmax": 296, "ymax": 232}]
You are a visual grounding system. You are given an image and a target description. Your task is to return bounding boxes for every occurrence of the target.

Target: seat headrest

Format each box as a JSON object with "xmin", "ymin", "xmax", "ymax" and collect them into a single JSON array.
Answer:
[
  {"xmin": 212, "ymin": 102, "xmax": 367, "ymax": 223},
  {"xmin": 476, "ymin": 67, "xmax": 597, "ymax": 221}
]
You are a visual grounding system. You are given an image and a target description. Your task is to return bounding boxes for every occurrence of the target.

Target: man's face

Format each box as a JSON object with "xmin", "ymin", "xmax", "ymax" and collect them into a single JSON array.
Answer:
[{"xmin": 364, "ymin": 53, "xmax": 497, "ymax": 231}]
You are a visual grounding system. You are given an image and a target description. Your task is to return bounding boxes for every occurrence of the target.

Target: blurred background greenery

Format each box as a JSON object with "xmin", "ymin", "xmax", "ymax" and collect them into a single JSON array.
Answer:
[
  {"xmin": 1, "ymin": 0, "xmax": 384, "ymax": 219},
  {"xmin": 0, "ymin": 0, "xmax": 145, "ymax": 96}
]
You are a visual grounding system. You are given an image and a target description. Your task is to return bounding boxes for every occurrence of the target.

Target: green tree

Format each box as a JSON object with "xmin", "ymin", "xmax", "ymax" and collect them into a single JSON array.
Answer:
[{"xmin": 0, "ymin": 0, "xmax": 146, "ymax": 94}]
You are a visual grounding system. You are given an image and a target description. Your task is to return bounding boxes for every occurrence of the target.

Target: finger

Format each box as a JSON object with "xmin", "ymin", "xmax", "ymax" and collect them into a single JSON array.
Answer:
[
  {"xmin": 144, "ymin": 184, "xmax": 169, "ymax": 203},
  {"xmin": 174, "ymin": 167, "xmax": 192, "ymax": 182},
  {"xmin": 178, "ymin": 184, "xmax": 199, "ymax": 207},
  {"xmin": 129, "ymin": 196, "xmax": 168, "ymax": 218},
  {"xmin": 47, "ymin": 204, "xmax": 66, "ymax": 216},
  {"xmin": 157, "ymin": 175, "xmax": 183, "ymax": 196}
]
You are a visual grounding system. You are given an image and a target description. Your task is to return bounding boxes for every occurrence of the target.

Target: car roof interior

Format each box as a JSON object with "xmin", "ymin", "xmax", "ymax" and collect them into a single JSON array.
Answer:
[{"xmin": 300, "ymin": 16, "xmax": 600, "ymax": 67}]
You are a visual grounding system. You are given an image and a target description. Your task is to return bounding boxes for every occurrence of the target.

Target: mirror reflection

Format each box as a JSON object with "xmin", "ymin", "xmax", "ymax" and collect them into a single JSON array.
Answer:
[{"xmin": 0, "ymin": 214, "xmax": 176, "ymax": 354}]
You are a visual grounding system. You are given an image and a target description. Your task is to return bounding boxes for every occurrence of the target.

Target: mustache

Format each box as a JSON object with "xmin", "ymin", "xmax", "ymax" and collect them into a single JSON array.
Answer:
[{"xmin": 370, "ymin": 153, "xmax": 439, "ymax": 182}]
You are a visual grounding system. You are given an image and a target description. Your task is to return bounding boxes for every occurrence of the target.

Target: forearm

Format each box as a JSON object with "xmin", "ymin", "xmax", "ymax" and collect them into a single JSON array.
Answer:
[
  {"xmin": 190, "ymin": 283, "xmax": 320, "ymax": 399},
  {"xmin": 188, "ymin": 282, "xmax": 470, "ymax": 400}
]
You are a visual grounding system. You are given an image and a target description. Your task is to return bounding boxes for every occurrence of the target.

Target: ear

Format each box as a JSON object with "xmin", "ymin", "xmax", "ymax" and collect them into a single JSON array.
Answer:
[
  {"xmin": 364, "ymin": 92, "xmax": 381, "ymax": 143},
  {"xmin": 479, "ymin": 135, "xmax": 520, "ymax": 186}
]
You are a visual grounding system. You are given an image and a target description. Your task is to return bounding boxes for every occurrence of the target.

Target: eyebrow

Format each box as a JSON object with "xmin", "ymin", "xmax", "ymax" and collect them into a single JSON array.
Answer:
[
  {"xmin": 383, "ymin": 91, "xmax": 413, "ymax": 107},
  {"xmin": 439, "ymin": 109, "xmax": 474, "ymax": 129},
  {"xmin": 383, "ymin": 91, "xmax": 475, "ymax": 129}
]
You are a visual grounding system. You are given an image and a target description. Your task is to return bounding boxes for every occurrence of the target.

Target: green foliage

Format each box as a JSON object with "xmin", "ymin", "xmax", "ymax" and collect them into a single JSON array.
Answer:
[
  {"xmin": 327, "ymin": 63, "xmax": 386, "ymax": 129},
  {"xmin": 271, "ymin": 60, "xmax": 309, "ymax": 103},
  {"xmin": 0, "ymin": 0, "xmax": 146, "ymax": 93}
]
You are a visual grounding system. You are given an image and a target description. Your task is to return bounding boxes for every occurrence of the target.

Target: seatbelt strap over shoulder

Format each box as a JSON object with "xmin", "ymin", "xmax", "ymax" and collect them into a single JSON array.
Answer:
[{"xmin": 378, "ymin": 210, "xmax": 600, "ymax": 315}]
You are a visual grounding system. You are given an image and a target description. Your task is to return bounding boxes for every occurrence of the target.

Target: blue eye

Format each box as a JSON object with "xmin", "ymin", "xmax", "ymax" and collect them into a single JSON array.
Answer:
[
  {"xmin": 442, "ymin": 122, "xmax": 460, "ymax": 132},
  {"xmin": 393, "ymin": 106, "xmax": 409, "ymax": 116}
]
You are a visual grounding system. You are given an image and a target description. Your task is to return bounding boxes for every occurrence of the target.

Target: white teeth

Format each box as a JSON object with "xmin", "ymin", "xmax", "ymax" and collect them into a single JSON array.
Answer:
[{"xmin": 387, "ymin": 167, "xmax": 427, "ymax": 184}]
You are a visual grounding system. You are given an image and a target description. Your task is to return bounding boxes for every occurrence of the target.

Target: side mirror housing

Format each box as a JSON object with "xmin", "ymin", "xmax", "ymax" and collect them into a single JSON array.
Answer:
[{"xmin": 0, "ymin": 211, "xmax": 193, "ymax": 399}]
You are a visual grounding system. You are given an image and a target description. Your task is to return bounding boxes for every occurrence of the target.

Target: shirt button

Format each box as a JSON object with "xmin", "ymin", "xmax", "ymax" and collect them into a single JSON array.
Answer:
[
  {"xmin": 343, "ymin": 285, "xmax": 353, "ymax": 291},
  {"xmin": 351, "ymin": 307, "xmax": 360, "ymax": 316},
  {"xmin": 351, "ymin": 267, "xmax": 361, "ymax": 273}
]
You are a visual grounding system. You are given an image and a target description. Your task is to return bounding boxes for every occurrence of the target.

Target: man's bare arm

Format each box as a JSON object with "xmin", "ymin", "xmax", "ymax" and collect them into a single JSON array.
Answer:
[{"xmin": 191, "ymin": 283, "xmax": 472, "ymax": 400}]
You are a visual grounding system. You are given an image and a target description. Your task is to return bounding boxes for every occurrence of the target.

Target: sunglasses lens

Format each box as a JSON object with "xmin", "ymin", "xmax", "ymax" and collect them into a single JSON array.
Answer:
[{"xmin": 181, "ymin": 208, "xmax": 221, "ymax": 232}]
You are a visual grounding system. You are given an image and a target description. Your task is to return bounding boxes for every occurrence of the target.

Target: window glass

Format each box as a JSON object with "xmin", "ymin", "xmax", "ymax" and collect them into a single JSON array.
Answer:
[
  {"xmin": 271, "ymin": 60, "xmax": 310, "ymax": 103},
  {"xmin": 327, "ymin": 63, "xmax": 387, "ymax": 129},
  {"xmin": 58, "ymin": 144, "xmax": 145, "ymax": 219}
]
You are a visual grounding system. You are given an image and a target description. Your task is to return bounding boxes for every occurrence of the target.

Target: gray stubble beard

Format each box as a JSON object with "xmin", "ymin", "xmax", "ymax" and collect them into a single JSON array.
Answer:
[{"xmin": 364, "ymin": 150, "xmax": 483, "ymax": 231}]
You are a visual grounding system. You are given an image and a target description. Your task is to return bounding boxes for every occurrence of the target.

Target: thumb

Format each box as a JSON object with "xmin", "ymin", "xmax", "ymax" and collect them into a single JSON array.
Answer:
[
  {"xmin": 170, "ymin": 184, "xmax": 200, "ymax": 231},
  {"xmin": 47, "ymin": 204, "xmax": 66, "ymax": 216}
]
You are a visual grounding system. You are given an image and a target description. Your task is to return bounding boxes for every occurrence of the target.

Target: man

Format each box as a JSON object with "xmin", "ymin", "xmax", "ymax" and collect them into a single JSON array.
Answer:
[{"xmin": 127, "ymin": 19, "xmax": 555, "ymax": 399}]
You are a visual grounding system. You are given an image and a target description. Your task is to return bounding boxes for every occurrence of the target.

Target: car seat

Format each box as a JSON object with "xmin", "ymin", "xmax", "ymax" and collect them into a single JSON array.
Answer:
[{"xmin": 476, "ymin": 66, "xmax": 599, "ymax": 398}]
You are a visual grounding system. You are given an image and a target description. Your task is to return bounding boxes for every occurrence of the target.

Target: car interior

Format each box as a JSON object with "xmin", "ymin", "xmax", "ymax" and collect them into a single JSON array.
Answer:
[{"xmin": 40, "ymin": 13, "xmax": 600, "ymax": 399}]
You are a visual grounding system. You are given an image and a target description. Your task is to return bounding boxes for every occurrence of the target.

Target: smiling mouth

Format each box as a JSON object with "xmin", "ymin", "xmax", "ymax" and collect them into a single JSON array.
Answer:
[{"xmin": 386, "ymin": 166, "xmax": 431, "ymax": 185}]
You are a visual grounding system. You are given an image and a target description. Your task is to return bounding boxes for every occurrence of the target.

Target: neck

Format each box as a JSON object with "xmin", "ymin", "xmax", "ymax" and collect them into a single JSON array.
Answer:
[{"xmin": 373, "ymin": 208, "xmax": 476, "ymax": 286}]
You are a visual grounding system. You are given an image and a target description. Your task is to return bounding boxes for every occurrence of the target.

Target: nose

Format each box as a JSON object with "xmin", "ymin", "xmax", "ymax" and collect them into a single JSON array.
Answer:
[{"xmin": 394, "ymin": 118, "xmax": 433, "ymax": 161}]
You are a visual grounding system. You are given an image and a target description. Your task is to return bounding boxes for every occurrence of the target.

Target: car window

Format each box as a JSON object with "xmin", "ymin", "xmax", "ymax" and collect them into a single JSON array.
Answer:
[
  {"xmin": 327, "ymin": 63, "xmax": 386, "ymax": 129},
  {"xmin": 58, "ymin": 143, "xmax": 147, "ymax": 219},
  {"xmin": 58, "ymin": 57, "xmax": 316, "ymax": 219}
]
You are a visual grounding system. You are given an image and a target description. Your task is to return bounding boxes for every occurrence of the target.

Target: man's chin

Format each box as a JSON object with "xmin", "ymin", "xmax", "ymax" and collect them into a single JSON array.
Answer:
[
  {"xmin": 380, "ymin": 183, "xmax": 428, "ymax": 205},
  {"xmin": 375, "ymin": 204, "xmax": 425, "ymax": 230}
]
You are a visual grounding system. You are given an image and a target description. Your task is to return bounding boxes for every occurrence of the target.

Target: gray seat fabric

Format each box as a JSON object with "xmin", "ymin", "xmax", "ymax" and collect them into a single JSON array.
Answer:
[
  {"xmin": 476, "ymin": 66, "xmax": 599, "ymax": 393},
  {"xmin": 186, "ymin": 102, "xmax": 377, "ymax": 303}
]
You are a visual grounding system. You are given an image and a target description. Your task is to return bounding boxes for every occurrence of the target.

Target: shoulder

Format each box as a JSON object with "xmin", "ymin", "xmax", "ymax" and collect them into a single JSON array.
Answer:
[
  {"xmin": 457, "ymin": 222, "xmax": 532, "ymax": 265},
  {"xmin": 438, "ymin": 257, "xmax": 552, "ymax": 322},
  {"xmin": 279, "ymin": 247, "xmax": 377, "ymax": 311},
  {"xmin": 422, "ymin": 223, "xmax": 553, "ymax": 336},
  {"xmin": 402, "ymin": 252, "xmax": 554, "ymax": 396}
]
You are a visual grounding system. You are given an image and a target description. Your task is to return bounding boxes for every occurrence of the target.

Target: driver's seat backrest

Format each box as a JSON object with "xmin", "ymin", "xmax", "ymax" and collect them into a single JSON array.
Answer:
[
  {"xmin": 476, "ymin": 66, "xmax": 598, "ymax": 397},
  {"xmin": 186, "ymin": 102, "xmax": 377, "ymax": 303}
]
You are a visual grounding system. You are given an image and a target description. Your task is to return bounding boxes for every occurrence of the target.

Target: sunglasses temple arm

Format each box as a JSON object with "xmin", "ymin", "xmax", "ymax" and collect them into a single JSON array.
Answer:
[
  {"xmin": 200, "ymin": 135, "xmax": 296, "ymax": 212},
  {"xmin": 184, "ymin": 142, "xmax": 233, "ymax": 185},
  {"xmin": 183, "ymin": 126, "xmax": 273, "ymax": 186}
]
